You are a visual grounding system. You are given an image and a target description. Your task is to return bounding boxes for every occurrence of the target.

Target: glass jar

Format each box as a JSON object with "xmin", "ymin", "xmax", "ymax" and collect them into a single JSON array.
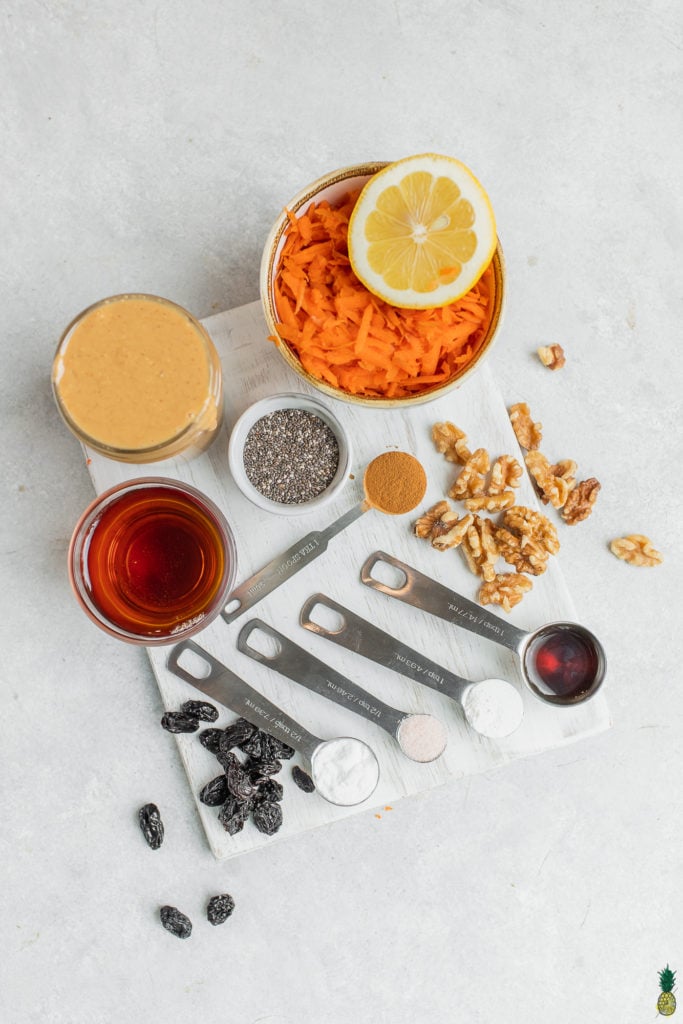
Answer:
[{"xmin": 52, "ymin": 293, "xmax": 223, "ymax": 463}]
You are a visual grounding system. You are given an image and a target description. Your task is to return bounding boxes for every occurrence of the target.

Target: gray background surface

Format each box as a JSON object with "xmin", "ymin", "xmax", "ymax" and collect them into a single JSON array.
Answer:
[{"xmin": 1, "ymin": 2, "xmax": 681, "ymax": 1021}]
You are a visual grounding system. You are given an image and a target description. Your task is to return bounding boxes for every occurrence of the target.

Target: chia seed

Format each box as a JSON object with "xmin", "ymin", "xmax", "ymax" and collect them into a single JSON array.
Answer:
[{"xmin": 243, "ymin": 408, "xmax": 340, "ymax": 504}]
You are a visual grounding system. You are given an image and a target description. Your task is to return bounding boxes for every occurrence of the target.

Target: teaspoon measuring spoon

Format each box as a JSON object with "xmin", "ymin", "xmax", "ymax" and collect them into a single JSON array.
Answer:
[
  {"xmin": 360, "ymin": 551, "xmax": 606, "ymax": 706},
  {"xmin": 299, "ymin": 594, "xmax": 524, "ymax": 739},
  {"xmin": 237, "ymin": 619, "xmax": 448, "ymax": 763},
  {"xmin": 167, "ymin": 639, "xmax": 380, "ymax": 806},
  {"xmin": 222, "ymin": 452, "xmax": 426, "ymax": 623}
]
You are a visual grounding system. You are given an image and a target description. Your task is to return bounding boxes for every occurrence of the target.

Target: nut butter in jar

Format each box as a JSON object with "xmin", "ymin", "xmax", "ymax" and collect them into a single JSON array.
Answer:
[{"xmin": 52, "ymin": 293, "xmax": 223, "ymax": 463}]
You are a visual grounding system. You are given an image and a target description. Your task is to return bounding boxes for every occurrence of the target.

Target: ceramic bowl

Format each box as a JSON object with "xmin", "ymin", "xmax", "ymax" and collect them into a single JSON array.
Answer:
[
  {"xmin": 260, "ymin": 162, "xmax": 506, "ymax": 409},
  {"xmin": 227, "ymin": 392, "xmax": 352, "ymax": 516}
]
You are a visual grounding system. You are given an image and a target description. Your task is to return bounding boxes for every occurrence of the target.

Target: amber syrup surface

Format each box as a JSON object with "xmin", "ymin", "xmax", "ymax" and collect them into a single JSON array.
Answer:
[
  {"xmin": 85, "ymin": 485, "xmax": 226, "ymax": 638},
  {"xmin": 529, "ymin": 628, "xmax": 599, "ymax": 699}
]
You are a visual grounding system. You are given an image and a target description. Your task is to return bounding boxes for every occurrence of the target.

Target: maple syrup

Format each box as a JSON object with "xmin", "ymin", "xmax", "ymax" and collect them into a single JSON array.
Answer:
[
  {"xmin": 525, "ymin": 625, "xmax": 601, "ymax": 702},
  {"xmin": 70, "ymin": 480, "xmax": 236, "ymax": 643}
]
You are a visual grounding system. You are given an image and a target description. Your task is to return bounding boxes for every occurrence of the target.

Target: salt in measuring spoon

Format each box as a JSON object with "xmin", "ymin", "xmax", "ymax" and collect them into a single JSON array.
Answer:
[
  {"xmin": 167, "ymin": 639, "xmax": 380, "ymax": 807},
  {"xmin": 300, "ymin": 594, "xmax": 524, "ymax": 739},
  {"xmin": 237, "ymin": 619, "xmax": 448, "ymax": 763},
  {"xmin": 360, "ymin": 551, "xmax": 607, "ymax": 706},
  {"xmin": 222, "ymin": 451, "xmax": 426, "ymax": 623}
]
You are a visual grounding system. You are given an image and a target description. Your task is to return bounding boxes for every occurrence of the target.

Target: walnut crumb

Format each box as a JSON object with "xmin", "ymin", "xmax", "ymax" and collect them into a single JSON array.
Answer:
[
  {"xmin": 431, "ymin": 422, "xmax": 471, "ymax": 464},
  {"xmin": 508, "ymin": 402, "xmax": 543, "ymax": 450},
  {"xmin": 610, "ymin": 535, "xmax": 663, "ymax": 566},
  {"xmin": 537, "ymin": 344, "xmax": 566, "ymax": 370},
  {"xmin": 479, "ymin": 573, "xmax": 533, "ymax": 613},
  {"xmin": 561, "ymin": 478, "xmax": 601, "ymax": 524}
]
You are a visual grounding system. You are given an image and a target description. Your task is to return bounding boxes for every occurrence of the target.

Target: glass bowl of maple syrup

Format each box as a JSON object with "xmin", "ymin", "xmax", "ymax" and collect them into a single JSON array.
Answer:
[{"xmin": 68, "ymin": 478, "xmax": 237, "ymax": 645}]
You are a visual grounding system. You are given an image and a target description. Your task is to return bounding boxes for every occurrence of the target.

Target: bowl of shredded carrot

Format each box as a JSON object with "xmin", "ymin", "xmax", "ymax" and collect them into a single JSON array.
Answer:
[{"xmin": 260, "ymin": 162, "xmax": 505, "ymax": 408}]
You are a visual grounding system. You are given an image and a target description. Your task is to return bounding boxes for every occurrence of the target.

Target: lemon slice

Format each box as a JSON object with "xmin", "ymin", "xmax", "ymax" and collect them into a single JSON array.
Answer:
[{"xmin": 348, "ymin": 153, "xmax": 496, "ymax": 309}]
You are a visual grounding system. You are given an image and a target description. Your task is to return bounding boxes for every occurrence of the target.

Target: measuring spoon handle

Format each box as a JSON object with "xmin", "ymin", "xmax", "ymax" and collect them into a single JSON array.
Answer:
[
  {"xmin": 222, "ymin": 501, "xmax": 368, "ymax": 623},
  {"xmin": 361, "ymin": 551, "xmax": 527, "ymax": 652},
  {"xmin": 166, "ymin": 639, "xmax": 321, "ymax": 758},
  {"xmin": 300, "ymin": 593, "xmax": 471, "ymax": 703},
  {"xmin": 237, "ymin": 619, "xmax": 405, "ymax": 734}
]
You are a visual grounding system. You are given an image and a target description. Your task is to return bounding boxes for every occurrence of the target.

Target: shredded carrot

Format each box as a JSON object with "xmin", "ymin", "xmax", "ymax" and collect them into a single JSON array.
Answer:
[{"xmin": 271, "ymin": 189, "xmax": 495, "ymax": 399}]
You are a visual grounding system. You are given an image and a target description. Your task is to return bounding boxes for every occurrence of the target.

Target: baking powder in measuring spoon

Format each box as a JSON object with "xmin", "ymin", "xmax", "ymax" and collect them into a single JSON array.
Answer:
[
  {"xmin": 461, "ymin": 678, "xmax": 524, "ymax": 738},
  {"xmin": 310, "ymin": 738, "xmax": 381, "ymax": 805}
]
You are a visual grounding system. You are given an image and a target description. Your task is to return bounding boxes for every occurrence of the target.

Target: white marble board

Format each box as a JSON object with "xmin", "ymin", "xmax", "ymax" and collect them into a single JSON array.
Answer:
[{"xmin": 85, "ymin": 299, "xmax": 611, "ymax": 860}]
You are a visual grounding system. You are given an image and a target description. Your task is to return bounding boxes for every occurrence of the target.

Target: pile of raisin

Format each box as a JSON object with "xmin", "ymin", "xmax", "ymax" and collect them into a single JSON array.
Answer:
[{"xmin": 197, "ymin": 716, "xmax": 295, "ymax": 837}]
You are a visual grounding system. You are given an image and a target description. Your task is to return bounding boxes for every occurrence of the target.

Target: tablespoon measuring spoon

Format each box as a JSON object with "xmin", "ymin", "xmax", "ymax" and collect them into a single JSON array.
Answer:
[
  {"xmin": 360, "ymin": 551, "xmax": 607, "ymax": 706},
  {"xmin": 299, "ymin": 594, "xmax": 524, "ymax": 739},
  {"xmin": 237, "ymin": 619, "xmax": 448, "ymax": 762},
  {"xmin": 167, "ymin": 639, "xmax": 379, "ymax": 806},
  {"xmin": 222, "ymin": 451, "xmax": 426, "ymax": 623}
]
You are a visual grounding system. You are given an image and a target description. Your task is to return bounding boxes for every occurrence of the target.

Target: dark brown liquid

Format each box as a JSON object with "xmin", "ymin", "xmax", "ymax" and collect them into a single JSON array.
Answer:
[
  {"xmin": 528, "ymin": 627, "xmax": 600, "ymax": 700},
  {"xmin": 85, "ymin": 485, "xmax": 226, "ymax": 638}
]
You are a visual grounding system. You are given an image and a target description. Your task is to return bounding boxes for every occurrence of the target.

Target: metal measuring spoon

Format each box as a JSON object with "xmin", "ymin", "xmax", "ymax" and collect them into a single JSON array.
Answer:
[
  {"xmin": 360, "ymin": 551, "xmax": 607, "ymax": 706},
  {"xmin": 237, "ymin": 619, "xmax": 448, "ymax": 763},
  {"xmin": 299, "ymin": 594, "xmax": 524, "ymax": 739},
  {"xmin": 167, "ymin": 639, "xmax": 380, "ymax": 806},
  {"xmin": 222, "ymin": 452, "xmax": 426, "ymax": 623}
]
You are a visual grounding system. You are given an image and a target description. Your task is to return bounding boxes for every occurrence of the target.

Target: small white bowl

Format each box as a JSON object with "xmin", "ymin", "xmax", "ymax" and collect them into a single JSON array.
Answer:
[{"xmin": 227, "ymin": 392, "xmax": 352, "ymax": 516}]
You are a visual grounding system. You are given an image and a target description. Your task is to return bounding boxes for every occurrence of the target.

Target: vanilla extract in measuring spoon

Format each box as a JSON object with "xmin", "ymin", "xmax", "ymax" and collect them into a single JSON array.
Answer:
[
  {"xmin": 166, "ymin": 640, "xmax": 380, "ymax": 806},
  {"xmin": 222, "ymin": 452, "xmax": 427, "ymax": 623},
  {"xmin": 361, "ymin": 551, "xmax": 606, "ymax": 706},
  {"xmin": 300, "ymin": 594, "xmax": 524, "ymax": 739}
]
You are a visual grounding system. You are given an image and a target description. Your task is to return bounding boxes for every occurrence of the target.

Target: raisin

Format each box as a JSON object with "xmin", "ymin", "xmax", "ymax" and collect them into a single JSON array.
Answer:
[
  {"xmin": 216, "ymin": 749, "xmax": 240, "ymax": 771},
  {"xmin": 247, "ymin": 757, "xmax": 282, "ymax": 780},
  {"xmin": 218, "ymin": 797, "xmax": 249, "ymax": 836},
  {"xmin": 181, "ymin": 699, "xmax": 219, "ymax": 723},
  {"xmin": 262, "ymin": 733, "xmax": 295, "ymax": 761},
  {"xmin": 220, "ymin": 718, "xmax": 256, "ymax": 753},
  {"xmin": 159, "ymin": 905, "xmax": 192, "ymax": 939},
  {"xmin": 207, "ymin": 893, "xmax": 235, "ymax": 926},
  {"xmin": 256, "ymin": 778, "xmax": 284, "ymax": 803},
  {"xmin": 198, "ymin": 728, "xmax": 223, "ymax": 754},
  {"xmin": 199, "ymin": 775, "xmax": 230, "ymax": 807},
  {"xmin": 138, "ymin": 803, "xmax": 164, "ymax": 850},
  {"xmin": 239, "ymin": 730, "xmax": 264, "ymax": 759},
  {"xmin": 252, "ymin": 800, "xmax": 283, "ymax": 836},
  {"xmin": 226, "ymin": 761, "xmax": 258, "ymax": 802},
  {"xmin": 161, "ymin": 711, "xmax": 199, "ymax": 734},
  {"xmin": 292, "ymin": 765, "xmax": 315, "ymax": 793}
]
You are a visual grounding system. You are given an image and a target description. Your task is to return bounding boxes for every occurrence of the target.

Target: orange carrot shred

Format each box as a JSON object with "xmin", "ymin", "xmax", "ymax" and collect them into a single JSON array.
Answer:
[{"xmin": 271, "ymin": 188, "xmax": 494, "ymax": 398}]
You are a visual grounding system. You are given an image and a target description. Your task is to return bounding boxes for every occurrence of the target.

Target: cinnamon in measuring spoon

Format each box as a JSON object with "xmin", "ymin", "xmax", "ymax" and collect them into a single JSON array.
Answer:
[{"xmin": 363, "ymin": 452, "xmax": 427, "ymax": 514}]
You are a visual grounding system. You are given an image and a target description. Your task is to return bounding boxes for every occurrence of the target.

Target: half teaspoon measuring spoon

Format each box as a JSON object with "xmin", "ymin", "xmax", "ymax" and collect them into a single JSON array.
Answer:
[
  {"xmin": 167, "ymin": 639, "xmax": 380, "ymax": 806},
  {"xmin": 237, "ymin": 619, "xmax": 448, "ymax": 763},
  {"xmin": 299, "ymin": 594, "xmax": 524, "ymax": 739},
  {"xmin": 360, "ymin": 551, "xmax": 606, "ymax": 706},
  {"xmin": 222, "ymin": 452, "xmax": 426, "ymax": 623}
]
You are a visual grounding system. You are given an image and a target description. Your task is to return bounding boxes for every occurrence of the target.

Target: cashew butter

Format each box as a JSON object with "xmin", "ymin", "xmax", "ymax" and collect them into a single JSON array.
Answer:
[{"xmin": 53, "ymin": 294, "xmax": 223, "ymax": 462}]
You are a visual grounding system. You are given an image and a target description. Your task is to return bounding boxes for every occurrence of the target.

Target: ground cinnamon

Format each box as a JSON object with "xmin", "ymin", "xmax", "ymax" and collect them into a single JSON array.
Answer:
[{"xmin": 364, "ymin": 452, "xmax": 427, "ymax": 515}]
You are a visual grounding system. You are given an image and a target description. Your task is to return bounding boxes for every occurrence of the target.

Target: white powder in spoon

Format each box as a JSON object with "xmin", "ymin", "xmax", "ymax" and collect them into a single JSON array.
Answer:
[
  {"xmin": 396, "ymin": 714, "xmax": 447, "ymax": 762},
  {"xmin": 310, "ymin": 737, "xmax": 380, "ymax": 806},
  {"xmin": 462, "ymin": 678, "xmax": 524, "ymax": 738}
]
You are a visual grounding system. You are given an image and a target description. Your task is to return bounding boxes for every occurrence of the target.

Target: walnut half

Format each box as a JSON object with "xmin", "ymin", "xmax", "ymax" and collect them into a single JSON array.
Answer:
[
  {"xmin": 537, "ymin": 344, "xmax": 566, "ymax": 370},
  {"xmin": 479, "ymin": 573, "xmax": 533, "ymax": 613},
  {"xmin": 509, "ymin": 402, "xmax": 543, "ymax": 450},
  {"xmin": 561, "ymin": 478, "xmax": 601, "ymax": 524},
  {"xmin": 610, "ymin": 535, "xmax": 663, "ymax": 567}
]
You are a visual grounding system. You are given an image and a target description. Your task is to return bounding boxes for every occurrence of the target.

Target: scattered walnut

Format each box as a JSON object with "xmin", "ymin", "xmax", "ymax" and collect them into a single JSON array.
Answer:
[
  {"xmin": 431, "ymin": 422, "xmax": 471, "ymax": 464},
  {"xmin": 488, "ymin": 455, "xmax": 522, "ymax": 494},
  {"xmin": 413, "ymin": 500, "xmax": 451, "ymax": 539},
  {"xmin": 431, "ymin": 513, "xmax": 474, "ymax": 551},
  {"xmin": 479, "ymin": 573, "xmax": 533, "ymax": 613},
  {"xmin": 494, "ymin": 526, "xmax": 549, "ymax": 576},
  {"xmin": 525, "ymin": 451, "xmax": 573, "ymax": 509},
  {"xmin": 465, "ymin": 491, "xmax": 515, "ymax": 513},
  {"xmin": 549, "ymin": 459, "xmax": 577, "ymax": 490},
  {"xmin": 503, "ymin": 505, "xmax": 560, "ymax": 555},
  {"xmin": 610, "ymin": 535, "xmax": 663, "ymax": 567},
  {"xmin": 561, "ymin": 478, "xmax": 601, "ymax": 524},
  {"xmin": 508, "ymin": 402, "xmax": 542, "ymax": 451},
  {"xmin": 461, "ymin": 515, "xmax": 499, "ymax": 582},
  {"xmin": 449, "ymin": 448, "xmax": 490, "ymax": 500},
  {"xmin": 537, "ymin": 344, "xmax": 566, "ymax": 370}
]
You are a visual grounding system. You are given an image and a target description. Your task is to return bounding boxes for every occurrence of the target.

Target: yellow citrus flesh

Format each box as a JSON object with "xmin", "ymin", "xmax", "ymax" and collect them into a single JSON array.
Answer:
[{"xmin": 348, "ymin": 154, "xmax": 497, "ymax": 309}]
